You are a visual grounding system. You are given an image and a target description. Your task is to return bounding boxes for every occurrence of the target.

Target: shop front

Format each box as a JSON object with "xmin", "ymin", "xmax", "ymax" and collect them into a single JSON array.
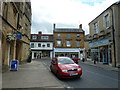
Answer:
[
  {"xmin": 54, "ymin": 48, "xmax": 85, "ymax": 59},
  {"xmin": 32, "ymin": 50, "xmax": 53, "ymax": 59},
  {"xmin": 89, "ymin": 39, "xmax": 112, "ymax": 65}
]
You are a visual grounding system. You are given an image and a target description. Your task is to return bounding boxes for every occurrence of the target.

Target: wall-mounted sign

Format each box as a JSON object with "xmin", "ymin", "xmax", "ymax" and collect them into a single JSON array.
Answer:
[{"xmin": 16, "ymin": 33, "xmax": 22, "ymax": 39}]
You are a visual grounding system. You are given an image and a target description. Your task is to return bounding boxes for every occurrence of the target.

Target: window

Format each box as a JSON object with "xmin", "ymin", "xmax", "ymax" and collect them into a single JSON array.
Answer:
[
  {"xmin": 66, "ymin": 41, "xmax": 71, "ymax": 47},
  {"xmin": 38, "ymin": 43, "xmax": 41, "ymax": 47},
  {"xmin": 31, "ymin": 43, "xmax": 34, "ymax": 48},
  {"xmin": 94, "ymin": 22, "xmax": 99, "ymax": 34},
  {"xmin": 76, "ymin": 41, "xmax": 80, "ymax": 47},
  {"xmin": 47, "ymin": 43, "xmax": 50, "ymax": 47},
  {"xmin": 67, "ymin": 34, "xmax": 70, "ymax": 38},
  {"xmin": 32, "ymin": 35, "xmax": 37, "ymax": 40},
  {"xmin": 77, "ymin": 34, "xmax": 80, "ymax": 37},
  {"xmin": 57, "ymin": 40, "xmax": 61, "ymax": 46},
  {"xmin": 104, "ymin": 14, "xmax": 110, "ymax": 28},
  {"xmin": 41, "ymin": 36, "xmax": 49, "ymax": 40},
  {"xmin": 42, "ymin": 44, "xmax": 45, "ymax": 47},
  {"xmin": 57, "ymin": 34, "xmax": 61, "ymax": 38}
]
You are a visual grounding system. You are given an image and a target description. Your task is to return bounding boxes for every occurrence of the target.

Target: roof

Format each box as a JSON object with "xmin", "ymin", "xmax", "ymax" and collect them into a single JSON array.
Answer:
[{"xmin": 54, "ymin": 28, "xmax": 84, "ymax": 33}]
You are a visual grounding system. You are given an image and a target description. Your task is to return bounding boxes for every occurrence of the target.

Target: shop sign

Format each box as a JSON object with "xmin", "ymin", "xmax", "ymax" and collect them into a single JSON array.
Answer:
[
  {"xmin": 16, "ymin": 33, "xmax": 22, "ymax": 39},
  {"xmin": 89, "ymin": 39, "xmax": 110, "ymax": 47},
  {"xmin": 91, "ymin": 49, "xmax": 99, "ymax": 52},
  {"xmin": 54, "ymin": 48, "xmax": 80, "ymax": 52}
]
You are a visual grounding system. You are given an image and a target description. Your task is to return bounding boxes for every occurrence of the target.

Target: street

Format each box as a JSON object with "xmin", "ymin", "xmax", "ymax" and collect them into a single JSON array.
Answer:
[
  {"xmin": 2, "ymin": 59, "xmax": 119, "ymax": 90},
  {"xmin": 40, "ymin": 59, "xmax": 119, "ymax": 88}
]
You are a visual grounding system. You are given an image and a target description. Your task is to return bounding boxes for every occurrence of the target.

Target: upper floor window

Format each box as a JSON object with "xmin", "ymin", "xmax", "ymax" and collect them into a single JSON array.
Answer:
[
  {"xmin": 38, "ymin": 43, "xmax": 41, "ymax": 47},
  {"xmin": 47, "ymin": 43, "xmax": 50, "ymax": 47},
  {"xmin": 67, "ymin": 34, "xmax": 70, "ymax": 38},
  {"xmin": 104, "ymin": 14, "xmax": 110, "ymax": 28},
  {"xmin": 57, "ymin": 40, "xmax": 61, "ymax": 47},
  {"xmin": 57, "ymin": 34, "xmax": 61, "ymax": 38},
  {"xmin": 32, "ymin": 35, "xmax": 37, "ymax": 40},
  {"xmin": 94, "ymin": 22, "xmax": 99, "ymax": 34},
  {"xmin": 66, "ymin": 41, "xmax": 71, "ymax": 47},
  {"xmin": 41, "ymin": 36, "xmax": 49, "ymax": 40},
  {"xmin": 76, "ymin": 41, "xmax": 80, "ymax": 47},
  {"xmin": 77, "ymin": 34, "xmax": 80, "ymax": 37},
  {"xmin": 31, "ymin": 43, "xmax": 34, "ymax": 48}
]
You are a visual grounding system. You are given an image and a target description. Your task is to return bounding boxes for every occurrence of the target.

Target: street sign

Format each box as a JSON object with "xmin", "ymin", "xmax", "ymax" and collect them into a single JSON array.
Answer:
[
  {"xmin": 10, "ymin": 60, "xmax": 19, "ymax": 71},
  {"xmin": 16, "ymin": 33, "xmax": 22, "ymax": 39}
]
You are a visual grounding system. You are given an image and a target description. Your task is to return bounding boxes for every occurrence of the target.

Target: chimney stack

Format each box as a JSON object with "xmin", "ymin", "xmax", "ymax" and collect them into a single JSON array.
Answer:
[
  {"xmin": 53, "ymin": 23, "xmax": 56, "ymax": 30},
  {"xmin": 79, "ymin": 24, "xmax": 82, "ymax": 29}
]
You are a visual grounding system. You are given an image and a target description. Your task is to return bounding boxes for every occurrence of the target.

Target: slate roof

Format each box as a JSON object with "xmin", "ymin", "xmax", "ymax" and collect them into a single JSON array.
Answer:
[{"xmin": 54, "ymin": 28, "xmax": 84, "ymax": 33}]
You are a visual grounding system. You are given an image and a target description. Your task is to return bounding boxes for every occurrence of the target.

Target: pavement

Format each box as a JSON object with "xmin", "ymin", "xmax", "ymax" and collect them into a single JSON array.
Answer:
[
  {"xmin": 2, "ymin": 60, "xmax": 66, "ymax": 89},
  {"xmin": 82, "ymin": 58, "xmax": 119, "ymax": 72}
]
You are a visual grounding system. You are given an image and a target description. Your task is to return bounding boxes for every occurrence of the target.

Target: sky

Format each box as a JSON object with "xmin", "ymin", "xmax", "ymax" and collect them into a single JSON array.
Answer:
[{"xmin": 31, "ymin": 0, "xmax": 119, "ymax": 35}]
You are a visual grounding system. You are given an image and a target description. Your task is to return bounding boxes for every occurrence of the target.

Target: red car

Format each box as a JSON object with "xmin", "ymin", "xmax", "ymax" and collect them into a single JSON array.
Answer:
[{"xmin": 50, "ymin": 57, "xmax": 82, "ymax": 79}]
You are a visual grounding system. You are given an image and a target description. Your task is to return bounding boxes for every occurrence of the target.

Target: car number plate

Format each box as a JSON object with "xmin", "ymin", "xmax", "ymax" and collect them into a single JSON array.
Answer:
[{"xmin": 70, "ymin": 73, "xmax": 78, "ymax": 76}]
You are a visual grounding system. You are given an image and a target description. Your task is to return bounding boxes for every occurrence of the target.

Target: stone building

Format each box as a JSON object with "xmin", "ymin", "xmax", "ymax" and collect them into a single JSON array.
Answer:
[
  {"xmin": 30, "ymin": 32, "xmax": 53, "ymax": 59},
  {"xmin": 1, "ymin": 1, "xmax": 32, "ymax": 70},
  {"xmin": 89, "ymin": 1, "xmax": 120, "ymax": 67},
  {"xmin": 53, "ymin": 24, "xmax": 85, "ymax": 59}
]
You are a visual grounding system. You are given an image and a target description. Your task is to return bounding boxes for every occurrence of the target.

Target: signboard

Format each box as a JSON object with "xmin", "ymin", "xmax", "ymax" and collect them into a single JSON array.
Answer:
[
  {"xmin": 89, "ymin": 39, "xmax": 110, "ymax": 48},
  {"xmin": 16, "ymin": 33, "xmax": 22, "ymax": 39},
  {"xmin": 54, "ymin": 48, "xmax": 80, "ymax": 52},
  {"xmin": 10, "ymin": 60, "xmax": 19, "ymax": 71}
]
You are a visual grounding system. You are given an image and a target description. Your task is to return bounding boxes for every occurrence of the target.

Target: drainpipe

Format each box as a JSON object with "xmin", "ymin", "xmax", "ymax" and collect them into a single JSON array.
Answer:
[{"xmin": 110, "ymin": 7, "xmax": 116, "ymax": 67}]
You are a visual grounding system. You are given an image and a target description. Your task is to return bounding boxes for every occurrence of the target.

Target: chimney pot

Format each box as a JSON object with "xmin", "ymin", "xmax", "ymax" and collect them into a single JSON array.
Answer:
[{"xmin": 79, "ymin": 24, "xmax": 82, "ymax": 29}]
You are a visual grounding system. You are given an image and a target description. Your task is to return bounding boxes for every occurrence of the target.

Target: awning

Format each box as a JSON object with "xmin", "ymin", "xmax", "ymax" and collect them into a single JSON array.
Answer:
[{"xmin": 54, "ymin": 48, "xmax": 84, "ymax": 52}]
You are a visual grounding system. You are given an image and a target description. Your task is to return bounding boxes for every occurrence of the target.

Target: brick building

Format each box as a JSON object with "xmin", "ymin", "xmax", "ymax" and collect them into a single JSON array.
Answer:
[
  {"xmin": 1, "ymin": 1, "xmax": 32, "ymax": 70},
  {"xmin": 89, "ymin": 1, "xmax": 120, "ymax": 67},
  {"xmin": 30, "ymin": 32, "xmax": 53, "ymax": 59},
  {"xmin": 53, "ymin": 24, "xmax": 85, "ymax": 59}
]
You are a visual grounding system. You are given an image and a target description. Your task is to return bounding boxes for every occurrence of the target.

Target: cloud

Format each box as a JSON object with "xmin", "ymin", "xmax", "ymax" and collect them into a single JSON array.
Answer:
[{"xmin": 31, "ymin": 0, "xmax": 118, "ymax": 34}]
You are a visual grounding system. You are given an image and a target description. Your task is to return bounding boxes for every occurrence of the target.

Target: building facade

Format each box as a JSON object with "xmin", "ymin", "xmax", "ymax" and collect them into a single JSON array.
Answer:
[
  {"xmin": 53, "ymin": 24, "xmax": 85, "ymax": 59},
  {"xmin": 30, "ymin": 32, "xmax": 53, "ymax": 59},
  {"xmin": 89, "ymin": 1, "xmax": 120, "ymax": 67},
  {"xmin": 1, "ymin": 1, "xmax": 32, "ymax": 69}
]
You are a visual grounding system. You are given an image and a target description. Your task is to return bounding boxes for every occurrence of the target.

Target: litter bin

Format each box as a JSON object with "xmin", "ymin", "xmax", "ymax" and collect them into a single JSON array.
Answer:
[{"xmin": 10, "ymin": 60, "xmax": 19, "ymax": 71}]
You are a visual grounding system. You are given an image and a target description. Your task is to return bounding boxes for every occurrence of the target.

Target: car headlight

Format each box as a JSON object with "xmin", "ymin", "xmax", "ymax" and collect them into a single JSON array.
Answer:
[
  {"xmin": 62, "ymin": 70, "xmax": 68, "ymax": 72},
  {"xmin": 77, "ymin": 68, "xmax": 81, "ymax": 71}
]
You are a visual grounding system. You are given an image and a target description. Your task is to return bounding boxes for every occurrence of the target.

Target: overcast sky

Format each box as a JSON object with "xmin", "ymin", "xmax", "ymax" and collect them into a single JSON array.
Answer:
[{"xmin": 31, "ymin": 0, "xmax": 118, "ymax": 35}]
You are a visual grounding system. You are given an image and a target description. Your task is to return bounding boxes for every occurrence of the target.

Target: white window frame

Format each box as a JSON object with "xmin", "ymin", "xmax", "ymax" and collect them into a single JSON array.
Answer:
[
  {"xmin": 93, "ymin": 22, "xmax": 99, "ymax": 34},
  {"xmin": 31, "ymin": 43, "xmax": 34, "ymax": 48},
  {"xmin": 76, "ymin": 41, "xmax": 80, "ymax": 47},
  {"xmin": 66, "ymin": 41, "xmax": 71, "ymax": 47},
  {"xmin": 103, "ymin": 12, "xmax": 110, "ymax": 29},
  {"xmin": 32, "ymin": 35, "xmax": 37, "ymax": 40},
  {"xmin": 38, "ymin": 43, "xmax": 41, "ymax": 47},
  {"xmin": 41, "ymin": 36, "xmax": 49, "ymax": 40},
  {"xmin": 57, "ymin": 40, "xmax": 61, "ymax": 47},
  {"xmin": 77, "ymin": 34, "xmax": 80, "ymax": 37},
  {"xmin": 57, "ymin": 34, "xmax": 61, "ymax": 38}
]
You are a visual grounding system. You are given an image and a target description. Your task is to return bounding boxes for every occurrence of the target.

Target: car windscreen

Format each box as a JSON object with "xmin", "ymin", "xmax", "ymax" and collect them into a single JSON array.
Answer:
[{"xmin": 58, "ymin": 58, "xmax": 74, "ymax": 64}]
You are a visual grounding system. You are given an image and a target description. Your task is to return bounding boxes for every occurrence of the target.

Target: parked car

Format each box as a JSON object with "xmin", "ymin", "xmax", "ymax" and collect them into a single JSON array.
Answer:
[
  {"xmin": 72, "ymin": 58, "xmax": 80, "ymax": 64},
  {"xmin": 50, "ymin": 57, "xmax": 82, "ymax": 79}
]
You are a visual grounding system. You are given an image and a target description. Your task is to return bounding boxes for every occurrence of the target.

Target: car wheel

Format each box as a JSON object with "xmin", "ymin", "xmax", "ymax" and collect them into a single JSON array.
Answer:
[{"xmin": 56, "ymin": 71, "xmax": 61, "ymax": 79}]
